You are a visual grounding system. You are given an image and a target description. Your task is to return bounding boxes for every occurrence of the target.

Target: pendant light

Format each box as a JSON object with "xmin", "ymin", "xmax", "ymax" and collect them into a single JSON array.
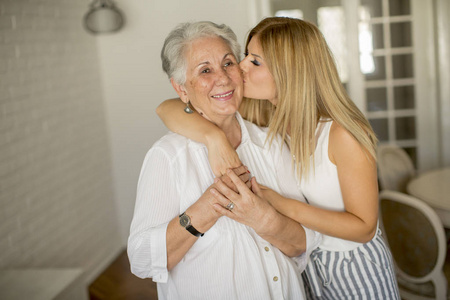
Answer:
[{"xmin": 84, "ymin": 0, "xmax": 124, "ymax": 34}]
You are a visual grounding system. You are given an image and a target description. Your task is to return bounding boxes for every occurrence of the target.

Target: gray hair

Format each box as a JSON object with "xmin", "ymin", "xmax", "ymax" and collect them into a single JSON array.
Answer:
[{"xmin": 161, "ymin": 21, "xmax": 241, "ymax": 85}]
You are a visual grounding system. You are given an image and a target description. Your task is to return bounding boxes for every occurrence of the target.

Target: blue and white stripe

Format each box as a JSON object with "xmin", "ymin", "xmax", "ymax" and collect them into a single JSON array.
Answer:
[{"xmin": 302, "ymin": 231, "xmax": 400, "ymax": 299}]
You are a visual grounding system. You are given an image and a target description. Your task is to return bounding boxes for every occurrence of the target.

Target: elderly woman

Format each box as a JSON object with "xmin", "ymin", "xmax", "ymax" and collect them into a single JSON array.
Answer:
[{"xmin": 127, "ymin": 21, "xmax": 320, "ymax": 300}]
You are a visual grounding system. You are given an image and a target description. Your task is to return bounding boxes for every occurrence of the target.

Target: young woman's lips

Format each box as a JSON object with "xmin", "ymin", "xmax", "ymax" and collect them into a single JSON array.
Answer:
[{"xmin": 211, "ymin": 90, "xmax": 234, "ymax": 101}]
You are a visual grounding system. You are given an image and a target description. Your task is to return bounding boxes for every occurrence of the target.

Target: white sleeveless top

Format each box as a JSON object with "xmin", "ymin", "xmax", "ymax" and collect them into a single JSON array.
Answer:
[{"xmin": 299, "ymin": 119, "xmax": 371, "ymax": 251}]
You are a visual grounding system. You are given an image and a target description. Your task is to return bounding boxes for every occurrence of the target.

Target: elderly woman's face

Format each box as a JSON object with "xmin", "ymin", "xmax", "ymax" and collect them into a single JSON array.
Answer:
[{"xmin": 175, "ymin": 36, "xmax": 243, "ymax": 123}]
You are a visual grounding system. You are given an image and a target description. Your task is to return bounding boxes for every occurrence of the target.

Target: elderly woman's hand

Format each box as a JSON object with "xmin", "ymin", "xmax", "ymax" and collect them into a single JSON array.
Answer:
[
  {"xmin": 186, "ymin": 165, "xmax": 252, "ymax": 233},
  {"xmin": 209, "ymin": 169, "xmax": 278, "ymax": 236}
]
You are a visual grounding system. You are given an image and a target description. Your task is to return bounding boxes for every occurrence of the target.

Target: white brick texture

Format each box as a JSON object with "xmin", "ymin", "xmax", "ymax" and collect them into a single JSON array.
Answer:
[{"xmin": 0, "ymin": 0, "xmax": 122, "ymax": 282}]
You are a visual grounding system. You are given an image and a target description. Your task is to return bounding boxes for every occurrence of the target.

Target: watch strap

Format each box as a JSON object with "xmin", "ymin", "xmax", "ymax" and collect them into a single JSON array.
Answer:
[{"xmin": 186, "ymin": 225, "xmax": 204, "ymax": 237}]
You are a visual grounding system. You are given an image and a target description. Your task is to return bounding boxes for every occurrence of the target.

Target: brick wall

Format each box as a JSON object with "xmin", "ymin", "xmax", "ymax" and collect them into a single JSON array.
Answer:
[{"xmin": 0, "ymin": 0, "xmax": 122, "ymax": 282}]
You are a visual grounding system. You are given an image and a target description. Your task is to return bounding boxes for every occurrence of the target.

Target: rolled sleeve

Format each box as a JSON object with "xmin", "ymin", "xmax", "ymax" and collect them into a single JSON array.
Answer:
[
  {"xmin": 127, "ymin": 146, "xmax": 179, "ymax": 282},
  {"xmin": 150, "ymin": 223, "xmax": 169, "ymax": 282},
  {"xmin": 128, "ymin": 222, "xmax": 169, "ymax": 282},
  {"xmin": 292, "ymin": 226, "xmax": 321, "ymax": 271}
]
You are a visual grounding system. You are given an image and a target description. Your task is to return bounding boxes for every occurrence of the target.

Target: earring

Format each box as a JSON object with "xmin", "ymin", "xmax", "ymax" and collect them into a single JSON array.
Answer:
[{"xmin": 184, "ymin": 101, "xmax": 193, "ymax": 114}]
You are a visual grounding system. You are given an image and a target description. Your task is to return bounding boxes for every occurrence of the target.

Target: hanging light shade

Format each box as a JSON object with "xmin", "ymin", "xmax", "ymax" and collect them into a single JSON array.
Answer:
[{"xmin": 84, "ymin": 0, "xmax": 124, "ymax": 34}]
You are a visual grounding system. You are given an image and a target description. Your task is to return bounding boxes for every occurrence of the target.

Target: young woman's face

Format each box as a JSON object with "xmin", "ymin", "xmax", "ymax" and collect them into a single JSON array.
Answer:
[{"xmin": 239, "ymin": 36, "xmax": 277, "ymax": 105}]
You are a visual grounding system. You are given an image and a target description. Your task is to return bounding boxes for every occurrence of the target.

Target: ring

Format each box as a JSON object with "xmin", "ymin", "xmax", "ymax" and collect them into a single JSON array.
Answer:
[{"xmin": 226, "ymin": 202, "xmax": 235, "ymax": 211}]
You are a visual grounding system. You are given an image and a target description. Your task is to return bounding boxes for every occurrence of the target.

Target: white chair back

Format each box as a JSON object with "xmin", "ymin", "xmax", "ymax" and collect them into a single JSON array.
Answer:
[
  {"xmin": 379, "ymin": 190, "xmax": 447, "ymax": 300},
  {"xmin": 377, "ymin": 145, "xmax": 415, "ymax": 192}
]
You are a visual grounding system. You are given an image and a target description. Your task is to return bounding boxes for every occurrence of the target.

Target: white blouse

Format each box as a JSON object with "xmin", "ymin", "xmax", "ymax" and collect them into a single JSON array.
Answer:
[{"xmin": 128, "ymin": 113, "xmax": 321, "ymax": 300}]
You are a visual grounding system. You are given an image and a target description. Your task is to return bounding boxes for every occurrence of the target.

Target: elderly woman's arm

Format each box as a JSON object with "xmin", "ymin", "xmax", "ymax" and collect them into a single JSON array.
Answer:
[
  {"xmin": 166, "ymin": 167, "xmax": 250, "ymax": 270},
  {"xmin": 156, "ymin": 99, "xmax": 241, "ymax": 176},
  {"xmin": 128, "ymin": 145, "xmax": 250, "ymax": 280},
  {"xmin": 164, "ymin": 186, "xmax": 220, "ymax": 270},
  {"xmin": 127, "ymin": 147, "xmax": 215, "ymax": 279}
]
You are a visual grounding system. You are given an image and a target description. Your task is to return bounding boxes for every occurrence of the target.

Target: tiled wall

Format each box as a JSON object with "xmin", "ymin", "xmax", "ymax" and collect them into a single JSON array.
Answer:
[{"xmin": 0, "ymin": 0, "xmax": 122, "ymax": 281}]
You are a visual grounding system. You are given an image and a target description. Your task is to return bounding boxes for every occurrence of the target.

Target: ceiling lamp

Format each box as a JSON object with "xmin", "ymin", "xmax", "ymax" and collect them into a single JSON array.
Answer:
[{"xmin": 84, "ymin": 0, "xmax": 124, "ymax": 34}]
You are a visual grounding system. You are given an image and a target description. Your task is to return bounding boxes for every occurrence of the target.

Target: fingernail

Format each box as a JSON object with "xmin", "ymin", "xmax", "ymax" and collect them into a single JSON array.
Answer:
[
  {"xmin": 227, "ymin": 169, "xmax": 231, "ymax": 174},
  {"xmin": 214, "ymin": 178, "xmax": 219, "ymax": 183}
]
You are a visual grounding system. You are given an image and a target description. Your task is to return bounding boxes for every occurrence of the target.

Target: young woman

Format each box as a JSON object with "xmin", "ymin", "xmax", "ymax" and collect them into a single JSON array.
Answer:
[{"xmin": 157, "ymin": 17, "xmax": 400, "ymax": 299}]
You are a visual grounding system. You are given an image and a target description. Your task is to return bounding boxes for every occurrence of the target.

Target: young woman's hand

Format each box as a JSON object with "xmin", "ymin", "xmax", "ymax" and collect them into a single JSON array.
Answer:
[
  {"xmin": 157, "ymin": 98, "xmax": 242, "ymax": 176},
  {"xmin": 218, "ymin": 165, "xmax": 252, "ymax": 192},
  {"xmin": 255, "ymin": 184, "xmax": 282, "ymax": 205},
  {"xmin": 206, "ymin": 134, "xmax": 242, "ymax": 177}
]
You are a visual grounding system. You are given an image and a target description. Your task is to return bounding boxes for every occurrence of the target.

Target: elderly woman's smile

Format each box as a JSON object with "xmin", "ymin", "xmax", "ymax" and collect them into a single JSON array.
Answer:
[
  {"xmin": 180, "ymin": 36, "xmax": 243, "ymax": 124},
  {"xmin": 211, "ymin": 90, "xmax": 234, "ymax": 100}
]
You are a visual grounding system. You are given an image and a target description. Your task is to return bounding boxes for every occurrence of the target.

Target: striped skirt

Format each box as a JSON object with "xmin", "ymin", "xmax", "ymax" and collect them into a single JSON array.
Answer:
[{"xmin": 302, "ymin": 230, "xmax": 400, "ymax": 299}]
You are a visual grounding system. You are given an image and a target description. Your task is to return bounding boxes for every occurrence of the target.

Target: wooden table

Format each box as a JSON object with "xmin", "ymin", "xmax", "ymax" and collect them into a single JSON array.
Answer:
[{"xmin": 407, "ymin": 167, "xmax": 450, "ymax": 228}]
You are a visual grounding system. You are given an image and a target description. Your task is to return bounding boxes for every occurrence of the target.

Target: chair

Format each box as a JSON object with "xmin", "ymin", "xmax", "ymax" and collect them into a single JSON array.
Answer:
[
  {"xmin": 379, "ymin": 190, "xmax": 448, "ymax": 300},
  {"xmin": 377, "ymin": 145, "xmax": 415, "ymax": 192}
]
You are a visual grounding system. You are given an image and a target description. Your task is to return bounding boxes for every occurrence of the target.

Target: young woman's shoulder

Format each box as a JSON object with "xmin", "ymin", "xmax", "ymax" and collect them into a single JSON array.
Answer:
[
  {"xmin": 328, "ymin": 122, "xmax": 371, "ymax": 166},
  {"xmin": 329, "ymin": 122, "xmax": 357, "ymax": 145}
]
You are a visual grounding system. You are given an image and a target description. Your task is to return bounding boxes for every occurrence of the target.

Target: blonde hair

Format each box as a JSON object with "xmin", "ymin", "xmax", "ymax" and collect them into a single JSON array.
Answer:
[
  {"xmin": 241, "ymin": 17, "xmax": 378, "ymax": 179},
  {"xmin": 239, "ymin": 99, "xmax": 274, "ymax": 127}
]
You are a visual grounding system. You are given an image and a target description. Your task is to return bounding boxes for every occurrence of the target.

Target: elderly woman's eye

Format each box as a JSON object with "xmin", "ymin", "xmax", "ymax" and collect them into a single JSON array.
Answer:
[
  {"xmin": 224, "ymin": 61, "xmax": 234, "ymax": 67},
  {"xmin": 201, "ymin": 68, "xmax": 210, "ymax": 73}
]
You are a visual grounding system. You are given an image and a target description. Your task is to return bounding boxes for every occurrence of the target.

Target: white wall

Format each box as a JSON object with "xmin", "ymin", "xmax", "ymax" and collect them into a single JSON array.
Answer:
[
  {"xmin": 96, "ymin": 0, "xmax": 254, "ymax": 243},
  {"xmin": 0, "ymin": 0, "xmax": 122, "ymax": 284}
]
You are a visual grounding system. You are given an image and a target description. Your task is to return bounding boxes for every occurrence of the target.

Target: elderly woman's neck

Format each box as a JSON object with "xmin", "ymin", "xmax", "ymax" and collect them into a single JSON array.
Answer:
[{"xmin": 216, "ymin": 116, "xmax": 242, "ymax": 149}]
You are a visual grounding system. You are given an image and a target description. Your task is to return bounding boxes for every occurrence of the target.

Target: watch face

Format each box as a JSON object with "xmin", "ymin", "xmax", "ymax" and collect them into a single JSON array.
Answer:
[{"xmin": 179, "ymin": 213, "xmax": 191, "ymax": 227}]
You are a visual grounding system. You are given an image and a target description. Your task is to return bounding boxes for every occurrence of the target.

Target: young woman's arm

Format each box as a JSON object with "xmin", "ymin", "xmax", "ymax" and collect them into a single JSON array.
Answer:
[
  {"xmin": 156, "ymin": 98, "xmax": 241, "ymax": 176},
  {"xmin": 264, "ymin": 123, "xmax": 379, "ymax": 243}
]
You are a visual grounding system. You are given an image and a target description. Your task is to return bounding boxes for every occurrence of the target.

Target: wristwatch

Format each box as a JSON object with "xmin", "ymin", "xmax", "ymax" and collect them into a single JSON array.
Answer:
[{"xmin": 179, "ymin": 212, "xmax": 204, "ymax": 237}]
